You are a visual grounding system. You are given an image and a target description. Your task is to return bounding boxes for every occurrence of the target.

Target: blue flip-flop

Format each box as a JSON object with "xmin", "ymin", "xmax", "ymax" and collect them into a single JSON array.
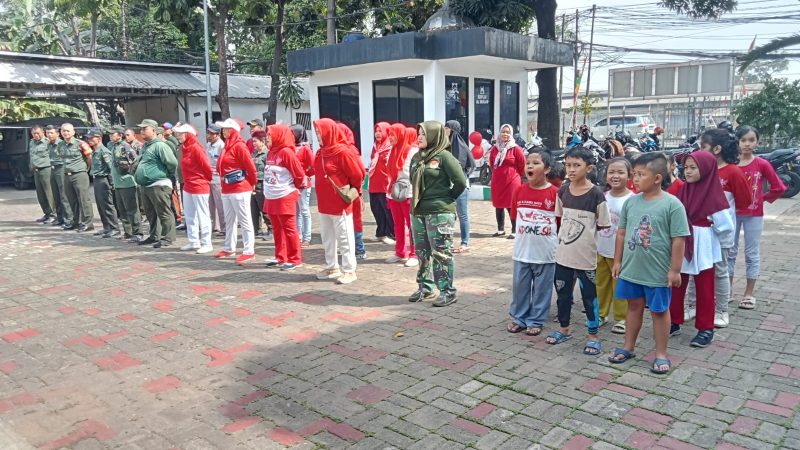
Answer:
[
  {"xmin": 545, "ymin": 330, "xmax": 573, "ymax": 345},
  {"xmin": 608, "ymin": 347, "xmax": 636, "ymax": 364},
  {"xmin": 651, "ymin": 358, "xmax": 671, "ymax": 374},
  {"xmin": 584, "ymin": 340, "xmax": 602, "ymax": 355}
]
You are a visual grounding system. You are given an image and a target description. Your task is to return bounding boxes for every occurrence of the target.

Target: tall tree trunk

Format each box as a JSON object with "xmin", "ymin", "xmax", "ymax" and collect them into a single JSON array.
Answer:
[
  {"xmin": 266, "ymin": 0, "xmax": 286, "ymax": 125},
  {"xmin": 534, "ymin": 0, "xmax": 560, "ymax": 148},
  {"xmin": 71, "ymin": 16, "xmax": 84, "ymax": 55},
  {"xmin": 120, "ymin": 0, "xmax": 129, "ymax": 58},
  {"xmin": 90, "ymin": 12, "xmax": 98, "ymax": 57},
  {"xmin": 215, "ymin": 2, "xmax": 231, "ymax": 118}
]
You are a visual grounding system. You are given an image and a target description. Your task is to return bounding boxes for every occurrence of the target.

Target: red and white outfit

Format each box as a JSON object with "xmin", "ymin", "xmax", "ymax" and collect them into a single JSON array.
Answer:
[
  {"xmin": 263, "ymin": 124, "xmax": 306, "ymax": 265},
  {"xmin": 314, "ymin": 119, "xmax": 366, "ymax": 273},
  {"xmin": 217, "ymin": 124, "xmax": 258, "ymax": 255},
  {"xmin": 388, "ymin": 126, "xmax": 418, "ymax": 259},
  {"xmin": 180, "ymin": 133, "xmax": 213, "ymax": 248}
]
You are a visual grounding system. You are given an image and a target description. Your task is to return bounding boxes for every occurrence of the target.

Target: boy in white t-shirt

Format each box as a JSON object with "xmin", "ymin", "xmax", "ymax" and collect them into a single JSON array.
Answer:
[
  {"xmin": 507, "ymin": 151, "xmax": 560, "ymax": 336},
  {"xmin": 597, "ymin": 157, "xmax": 634, "ymax": 334}
]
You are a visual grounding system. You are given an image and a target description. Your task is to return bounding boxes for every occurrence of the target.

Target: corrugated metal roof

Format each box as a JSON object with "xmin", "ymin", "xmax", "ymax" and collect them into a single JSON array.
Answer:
[
  {"xmin": 188, "ymin": 72, "xmax": 309, "ymax": 100},
  {"xmin": 0, "ymin": 60, "xmax": 204, "ymax": 93}
]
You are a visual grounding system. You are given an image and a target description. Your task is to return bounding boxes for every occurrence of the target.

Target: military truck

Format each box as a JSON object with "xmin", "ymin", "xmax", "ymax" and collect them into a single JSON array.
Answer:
[{"xmin": 0, "ymin": 118, "xmax": 89, "ymax": 189}]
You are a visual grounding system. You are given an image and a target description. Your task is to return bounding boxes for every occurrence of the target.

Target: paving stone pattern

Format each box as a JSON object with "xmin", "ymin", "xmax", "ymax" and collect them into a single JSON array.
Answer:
[{"xmin": 1, "ymin": 190, "xmax": 799, "ymax": 449}]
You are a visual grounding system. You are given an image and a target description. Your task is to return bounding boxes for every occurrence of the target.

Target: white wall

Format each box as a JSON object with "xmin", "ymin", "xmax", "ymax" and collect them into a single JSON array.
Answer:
[
  {"xmin": 306, "ymin": 57, "xmax": 529, "ymax": 166},
  {"xmin": 124, "ymin": 96, "xmax": 311, "ymax": 144}
]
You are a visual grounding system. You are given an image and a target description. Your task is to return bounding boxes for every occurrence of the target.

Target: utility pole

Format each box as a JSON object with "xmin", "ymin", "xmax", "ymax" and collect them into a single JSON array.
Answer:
[
  {"xmin": 327, "ymin": 0, "xmax": 336, "ymax": 44},
  {"xmin": 572, "ymin": 9, "xmax": 579, "ymax": 130},
  {"xmin": 557, "ymin": 13, "xmax": 566, "ymax": 137},
  {"xmin": 203, "ymin": 0, "xmax": 213, "ymax": 128},
  {"xmin": 583, "ymin": 4, "xmax": 596, "ymax": 125}
]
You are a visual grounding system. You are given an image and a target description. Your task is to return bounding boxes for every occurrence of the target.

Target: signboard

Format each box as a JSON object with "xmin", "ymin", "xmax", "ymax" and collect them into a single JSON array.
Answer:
[
  {"xmin": 609, "ymin": 60, "xmax": 733, "ymax": 100},
  {"xmin": 26, "ymin": 90, "xmax": 67, "ymax": 98}
]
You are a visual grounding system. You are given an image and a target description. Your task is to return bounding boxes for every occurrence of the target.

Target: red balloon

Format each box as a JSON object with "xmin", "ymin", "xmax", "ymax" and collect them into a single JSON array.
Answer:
[
  {"xmin": 471, "ymin": 145, "xmax": 484, "ymax": 160},
  {"xmin": 468, "ymin": 131, "xmax": 482, "ymax": 146}
]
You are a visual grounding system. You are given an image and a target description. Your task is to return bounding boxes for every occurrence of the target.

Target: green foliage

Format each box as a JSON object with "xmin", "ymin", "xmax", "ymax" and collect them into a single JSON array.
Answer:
[
  {"xmin": 742, "ymin": 60, "xmax": 789, "ymax": 85},
  {"xmin": 277, "ymin": 70, "xmax": 304, "ymax": 110},
  {"xmin": 735, "ymin": 78, "xmax": 800, "ymax": 147},
  {"xmin": 0, "ymin": 99, "xmax": 86, "ymax": 123},
  {"xmin": 451, "ymin": 0, "xmax": 535, "ymax": 33},
  {"xmin": 658, "ymin": 0, "xmax": 737, "ymax": 19},
  {"xmin": 739, "ymin": 33, "xmax": 800, "ymax": 73}
]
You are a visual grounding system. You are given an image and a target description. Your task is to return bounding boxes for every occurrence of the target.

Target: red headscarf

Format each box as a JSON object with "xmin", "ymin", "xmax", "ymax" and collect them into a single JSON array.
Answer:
[
  {"xmin": 267, "ymin": 124, "xmax": 295, "ymax": 155},
  {"xmin": 314, "ymin": 118, "xmax": 349, "ymax": 157},
  {"xmin": 373, "ymin": 122, "xmax": 391, "ymax": 148},
  {"xmin": 677, "ymin": 151, "xmax": 729, "ymax": 261},
  {"xmin": 336, "ymin": 122, "xmax": 360, "ymax": 156},
  {"xmin": 387, "ymin": 124, "xmax": 410, "ymax": 184}
]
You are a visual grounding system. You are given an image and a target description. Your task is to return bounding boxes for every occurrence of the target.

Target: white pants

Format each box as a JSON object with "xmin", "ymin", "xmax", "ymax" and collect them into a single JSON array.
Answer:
[
  {"xmin": 184, "ymin": 192, "xmax": 212, "ymax": 247},
  {"xmin": 209, "ymin": 182, "xmax": 225, "ymax": 232},
  {"xmin": 319, "ymin": 212, "xmax": 356, "ymax": 273},
  {"xmin": 222, "ymin": 192, "xmax": 254, "ymax": 254}
]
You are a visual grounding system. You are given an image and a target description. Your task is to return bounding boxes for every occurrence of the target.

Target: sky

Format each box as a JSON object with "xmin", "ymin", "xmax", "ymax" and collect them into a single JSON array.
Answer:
[{"xmin": 532, "ymin": 0, "xmax": 800, "ymax": 96}]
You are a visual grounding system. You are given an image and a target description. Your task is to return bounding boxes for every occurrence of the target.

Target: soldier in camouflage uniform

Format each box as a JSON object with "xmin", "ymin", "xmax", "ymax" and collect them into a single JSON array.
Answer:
[
  {"xmin": 86, "ymin": 129, "xmax": 120, "ymax": 237},
  {"xmin": 109, "ymin": 126, "xmax": 142, "ymax": 241},
  {"xmin": 408, "ymin": 121, "xmax": 467, "ymax": 307},
  {"xmin": 28, "ymin": 125, "xmax": 54, "ymax": 223}
]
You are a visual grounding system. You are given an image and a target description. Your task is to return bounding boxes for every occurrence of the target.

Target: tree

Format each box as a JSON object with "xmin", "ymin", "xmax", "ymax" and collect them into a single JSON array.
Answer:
[
  {"xmin": 740, "ymin": 34, "xmax": 800, "ymax": 73},
  {"xmin": 735, "ymin": 78, "xmax": 800, "ymax": 148},
  {"xmin": 742, "ymin": 60, "xmax": 789, "ymax": 85}
]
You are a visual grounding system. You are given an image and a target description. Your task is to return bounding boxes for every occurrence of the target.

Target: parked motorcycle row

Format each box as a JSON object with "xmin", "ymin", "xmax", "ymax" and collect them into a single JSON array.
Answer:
[{"xmin": 475, "ymin": 124, "xmax": 800, "ymax": 199}]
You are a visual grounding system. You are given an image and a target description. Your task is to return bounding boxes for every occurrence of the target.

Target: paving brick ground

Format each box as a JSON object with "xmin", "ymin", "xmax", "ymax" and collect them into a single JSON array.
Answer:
[{"xmin": 1, "ymin": 186, "xmax": 799, "ymax": 450}]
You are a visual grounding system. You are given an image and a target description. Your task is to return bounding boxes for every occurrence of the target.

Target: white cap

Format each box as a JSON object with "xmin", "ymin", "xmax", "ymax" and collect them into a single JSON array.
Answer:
[
  {"xmin": 215, "ymin": 118, "xmax": 241, "ymax": 132},
  {"xmin": 172, "ymin": 123, "xmax": 197, "ymax": 135}
]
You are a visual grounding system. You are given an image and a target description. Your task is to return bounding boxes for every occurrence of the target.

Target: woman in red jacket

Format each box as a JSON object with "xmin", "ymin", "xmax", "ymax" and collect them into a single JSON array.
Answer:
[
  {"xmin": 489, "ymin": 124, "xmax": 525, "ymax": 238},
  {"xmin": 337, "ymin": 122, "xmax": 368, "ymax": 260},
  {"xmin": 386, "ymin": 125, "xmax": 420, "ymax": 266},
  {"xmin": 263, "ymin": 124, "xmax": 307, "ymax": 270},
  {"xmin": 173, "ymin": 124, "xmax": 213, "ymax": 254},
  {"xmin": 368, "ymin": 122, "xmax": 395, "ymax": 243},
  {"xmin": 314, "ymin": 118, "xmax": 366, "ymax": 285},
  {"xmin": 291, "ymin": 124, "xmax": 314, "ymax": 247},
  {"xmin": 215, "ymin": 118, "xmax": 258, "ymax": 264}
]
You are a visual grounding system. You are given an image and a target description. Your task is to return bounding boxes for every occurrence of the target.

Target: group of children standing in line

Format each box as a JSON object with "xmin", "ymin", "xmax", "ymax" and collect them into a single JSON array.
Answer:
[{"xmin": 507, "ymin": 125, "xmax": 785, "ymax": 374}]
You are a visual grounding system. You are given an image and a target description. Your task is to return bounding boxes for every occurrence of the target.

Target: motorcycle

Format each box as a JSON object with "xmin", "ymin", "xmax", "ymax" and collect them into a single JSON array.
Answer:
[{"xmin": 758, "ymin": 148, "xmax": 800, "ymax": 198}]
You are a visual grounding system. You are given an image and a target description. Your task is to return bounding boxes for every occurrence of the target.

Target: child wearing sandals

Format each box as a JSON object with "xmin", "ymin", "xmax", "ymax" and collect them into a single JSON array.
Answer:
[
  {"xmin": 507, "ymin": 150, "xmax": 559, "ymax": 336},
  {"xmin": 609, "ymin": 153, "xmax": 689, "ymax": 374},
  {"xmin": 669, "ymin": 151, "xmax": 734, "ymax": 348},
  {"xmin": 596, "ymin": 157, "xmax": 633, "ymax": 335},
  {"xmin": 730, "ymin": 126, "xmax": 786, "ymax": 310},
  {"xmin": 547, "ymin": 147, "xmax": 610, "ymax": 356}
]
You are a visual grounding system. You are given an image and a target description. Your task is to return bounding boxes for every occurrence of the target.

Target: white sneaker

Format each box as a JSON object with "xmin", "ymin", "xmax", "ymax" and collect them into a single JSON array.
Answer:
[
  {"xmin": 385, "ymin": 255, "xmax": 408, "ymax": 264},
  {"xmin": 316, "ymin": 268, "xmax": 343, "ymax": 280},
  {"xmin": 181, "ymin": 243, "xmax": 200, "ymax": 251},
  {"xmin": 196, "ymin": 246, "xmax": 213, "ymax": 254},
  {"xmin": 684, "ymin": 307, "xmax": 697, "ymax": 322},
  {"xmin": 714, "ymin": 312, "xmax": 730, "ymax": 328},
  {"xmin": 369, "ymin": 236, "xmax": 382, "ymax": 242},
  {"xmin": 404, "ymin": 257, "xmax": 419, "ymax": 267},
  {"xmin": 336, "ymin": 272, "xmax": 357, "ymax": 284},
  {"xmin": 381, "ymin": 237, "xmax": 396, "ymax": 245}
]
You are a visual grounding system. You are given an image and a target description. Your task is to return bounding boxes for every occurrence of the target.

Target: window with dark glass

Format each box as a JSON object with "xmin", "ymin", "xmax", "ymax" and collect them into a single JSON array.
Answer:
[
  {"xmin": 318, "ymin": 82, "xmax": 361, "ymax": 150},
  {"xmin": 372, "ymin": 76, "xmax": 424, "ymax": 126},
  {"xmin": 445, "ymin": 76, "xmax": 468, "ymax": 139},
  {"xmin": 499, "ymin": 81, "xmax": 520, "ymax": 135},
  {"xmin": 474, "ymin": 78, "xmax": 494, "ymax": 141}
]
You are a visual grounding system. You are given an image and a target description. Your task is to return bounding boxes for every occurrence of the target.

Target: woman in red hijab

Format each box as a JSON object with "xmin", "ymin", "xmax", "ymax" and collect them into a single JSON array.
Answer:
[
  {"xmin": 368, "ymin": 122, "xmax": 395, "ymax": 243},
  {"xmin": 489, "ymin": 124, "xmax": 525, "ymax": 238},
  {"xmin": 386, "ymin": 124, "xmax": 419, "ymax": 267},
  {"xmin": 261, "ymin": 124, "xmax": 306, "ymax": 270},
  {"xmin": 215, "ymin": 118, "xmax": 258, "ymax": 264},
  {"xmin": 670, "ymin": 151, "xmax": 734, "ymax": 348},
  {"xmin": 174, "ymin": 124, "xmax": 213, "ymax": 253},
  {"xmin": 314, "ymin": 118, "xmax": 366, "ymax": 285},
  {"xmin": 337, "ymin": 122, "xmax": 368, "ymax": 260}
]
